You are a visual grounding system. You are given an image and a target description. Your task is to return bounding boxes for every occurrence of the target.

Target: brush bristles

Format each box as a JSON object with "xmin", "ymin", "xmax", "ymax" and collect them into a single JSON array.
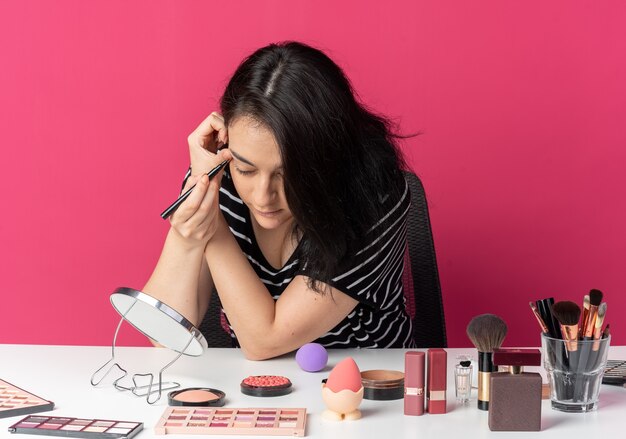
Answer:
[
  {"xmin": 551, "ymin": 301, "xmax": 581, "ymax": 326},
  {"xmin": 466, "ymin": 314, "xmax": 508, "ymax": 352},
  {"xmin": 589, "ymin": 289, "xmax": 603, "ymax": 307}
]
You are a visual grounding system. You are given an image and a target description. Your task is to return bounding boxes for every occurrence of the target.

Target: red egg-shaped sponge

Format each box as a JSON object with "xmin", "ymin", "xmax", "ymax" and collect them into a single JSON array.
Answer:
[{"xmin": 325, "ymin": 357, "xmax": 362, "ymax": 393}]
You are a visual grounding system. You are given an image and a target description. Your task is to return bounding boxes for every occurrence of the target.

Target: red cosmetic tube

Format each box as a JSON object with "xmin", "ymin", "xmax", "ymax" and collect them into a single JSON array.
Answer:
[
  {"xmin": 404, "ymin": 351, "xmax": 425, "ymax": 416},
  {"xmin": 427, "ymin": 348, "xmax": 447, "ymax": 414}
]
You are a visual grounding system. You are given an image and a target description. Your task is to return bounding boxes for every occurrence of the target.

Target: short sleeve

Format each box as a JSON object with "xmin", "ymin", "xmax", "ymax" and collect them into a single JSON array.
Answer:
[{"xmin": 313, "ymin": 178, "xmax": 411, "ymax": 310}]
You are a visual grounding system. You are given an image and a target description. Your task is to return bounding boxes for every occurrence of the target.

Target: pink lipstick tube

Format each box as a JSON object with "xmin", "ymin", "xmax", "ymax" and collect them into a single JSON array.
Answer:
[{"xmin": 404, "ymin": 351, "xmax": 425, "ymax": 416}]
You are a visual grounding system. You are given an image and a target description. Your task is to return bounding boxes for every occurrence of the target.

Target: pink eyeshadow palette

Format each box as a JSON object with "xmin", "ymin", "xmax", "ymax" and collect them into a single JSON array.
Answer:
[
  {"xmin": 8, "ymin": 415, "xmax": 142, "ymax": 438},
  {"xmin": 0, "ymin": 380, "xmax": 54, "ymax": 419},
  {"xmin": 155, "ymin": 407, "xmax": 306, "ymax": 436}
]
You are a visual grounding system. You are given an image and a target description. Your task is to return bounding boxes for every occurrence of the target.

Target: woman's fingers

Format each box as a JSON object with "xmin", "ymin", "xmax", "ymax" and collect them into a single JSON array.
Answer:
[
  {"xmin": 188, "ymin": 112, "xmax": 228, "ymax": 153},
  {"xmin": 190, "ymin": 165, "xmax": 226, "ymax": 226},
  {"xmin": 170, "ymin": 172, "xmax": 223, "ymax": 243},
  {"xmin": 188, "ymin": 112, "xmax": 228, "ymax": 176},
  {"xmin": 193, "ymin": 178, "xmax": 222, "ymax": 235},
  {"xmin": 211, "ymin": 112, "xmax": 228, "ymax": 144},
  {"xmin": 172, "ymin": 174, "xmax": 210, "ymax": 223},
  {"xmin": 219, "ymin": 148, "xmax": 233, "ymax": 162},
  {"xmin": 172, "ymin": 117, "xmax": 230, "ymax": 243}
]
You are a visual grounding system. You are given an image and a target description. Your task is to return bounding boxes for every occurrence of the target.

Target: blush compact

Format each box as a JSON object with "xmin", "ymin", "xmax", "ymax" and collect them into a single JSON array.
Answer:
[
  {"xmin": 240, "ymin": 376, "xmax": 292, "ymax": 397},
  {"xmin": 168, "ymin": 387, "xmax": 226, "ymax": 407}
]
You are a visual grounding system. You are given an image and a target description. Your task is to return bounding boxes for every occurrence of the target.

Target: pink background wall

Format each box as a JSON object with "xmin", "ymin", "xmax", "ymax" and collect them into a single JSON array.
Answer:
[{"xmin": 1, "ymin": 1, "xmax": 624, "ymax": 349}]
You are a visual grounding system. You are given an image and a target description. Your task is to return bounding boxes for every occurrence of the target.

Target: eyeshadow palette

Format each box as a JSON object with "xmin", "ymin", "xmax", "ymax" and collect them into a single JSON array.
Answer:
[
  {"xmin": 8, "ymin": 415, "xmax": 142, "ymax": 438},
  {"xmin": 603, "ymin": 359, "xmax": 626, "ymax": 386},
  {"xmin": 155, "ymin": 407, "xmax": 306, "ymax": 436},
  {"xmin": 0, "ymin": 380, "xmax": 54, "ymax": 419}
]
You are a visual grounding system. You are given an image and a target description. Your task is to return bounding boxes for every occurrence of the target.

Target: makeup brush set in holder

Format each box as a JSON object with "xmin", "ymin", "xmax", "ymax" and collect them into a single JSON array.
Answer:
[
  {"xmin": 530, "ymin": 290, "xmax": 611, "ymax": 412},
  {"xmin": 464, "ymin": 292, "xmax": 612, "ymax": 431}
]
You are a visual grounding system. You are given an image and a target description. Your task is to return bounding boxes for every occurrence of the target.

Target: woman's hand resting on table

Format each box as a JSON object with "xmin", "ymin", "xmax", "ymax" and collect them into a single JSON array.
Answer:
[{"xmin": 169, "ymin": 112, "xmax": 233, "ymax": 249}]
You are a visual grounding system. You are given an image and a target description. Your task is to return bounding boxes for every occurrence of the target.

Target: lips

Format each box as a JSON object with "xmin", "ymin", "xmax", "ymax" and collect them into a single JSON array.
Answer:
[{"xmin": 254, "ymin": 208, "xmax": 281, "ymax": 218}]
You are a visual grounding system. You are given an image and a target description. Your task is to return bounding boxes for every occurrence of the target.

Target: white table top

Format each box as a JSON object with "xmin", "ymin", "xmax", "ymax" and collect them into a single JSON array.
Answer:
[{"xmin": 1, "ymin": 344, "xmax": 625, "ymax": 438}]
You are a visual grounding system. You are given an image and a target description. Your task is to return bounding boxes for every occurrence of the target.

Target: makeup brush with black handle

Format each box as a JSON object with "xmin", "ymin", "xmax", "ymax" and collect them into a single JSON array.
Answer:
[
  {"xmin": 536, "ymin": 297, "xmax": 561, "ymax": 339},
  {"xmin": 160, "ymin": 159, "xmax": 230, "ymax": 220},
  {"xmin": 551, "ymin": 301, "xmax": 581, "ymax": 400},
  {"xmin": 551, "ymin": 301, "xmax": 580, "ymax": 352},
  {"xmin": 466, "ymin": 314, "xmax": 508, "ymax": 411}
]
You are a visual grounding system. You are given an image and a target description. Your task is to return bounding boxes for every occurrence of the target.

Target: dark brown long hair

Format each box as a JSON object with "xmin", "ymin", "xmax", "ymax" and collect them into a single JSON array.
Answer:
[{"xmin": 221, "ymin": 41, "xmax": 406, "ymax": 292}]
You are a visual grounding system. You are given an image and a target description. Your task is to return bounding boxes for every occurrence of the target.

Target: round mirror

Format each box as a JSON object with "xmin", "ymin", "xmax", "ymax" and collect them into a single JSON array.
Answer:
[{"xmin": 110, "ymin": 288, "xmax": 207, "ymax": 356}]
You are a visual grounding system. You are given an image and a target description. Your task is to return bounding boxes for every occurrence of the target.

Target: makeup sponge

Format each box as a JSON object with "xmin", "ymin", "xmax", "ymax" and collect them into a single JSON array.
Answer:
[
  {"xmin": 296, "ymin": 343, "xmax": 328, "ymax": 372},
  {"xmin": 325, "ymin": 357, "xmax": 362, "ymax": 393}
]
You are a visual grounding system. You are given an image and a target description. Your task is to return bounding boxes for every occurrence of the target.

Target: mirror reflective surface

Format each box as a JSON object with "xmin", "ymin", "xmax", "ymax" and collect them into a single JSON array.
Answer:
[{"xmin": 110, "ymin": 288, "xmax": 206, "ymax": 356}]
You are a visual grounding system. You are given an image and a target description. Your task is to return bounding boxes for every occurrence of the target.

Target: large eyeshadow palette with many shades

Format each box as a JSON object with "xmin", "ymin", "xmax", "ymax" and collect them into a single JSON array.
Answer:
[
  {"xmin": 155, "ymin": 407, "xmax": 306, "ymax": 436},
  {"xmin": 603, "ymin": 359, "xmax": 626, "ymax": 386},
  {"xmin": 0, "ymin": 380, "xmax": 54, "ymax": 419},
  {"xmin": 8, "ymin": 415, "xmax": 143, "ymax": 438}
]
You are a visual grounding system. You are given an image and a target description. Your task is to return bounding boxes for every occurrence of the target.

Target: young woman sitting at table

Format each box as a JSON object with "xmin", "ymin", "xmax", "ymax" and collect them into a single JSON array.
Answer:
[{"xmin": 143, "ymin": 41, "xmax": 416, "ymax": 360}]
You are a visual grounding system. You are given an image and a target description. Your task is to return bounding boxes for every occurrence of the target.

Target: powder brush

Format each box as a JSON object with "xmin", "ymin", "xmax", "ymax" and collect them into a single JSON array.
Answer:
[
  {"xmin": 551, "ymin": 301, "xmax": 581, "ymax": 401},
  {"xmin": 551, "ymin": 301, "xmax": 581, "ymax": 352},
  {"xmin": 466, "ymin": 314, "xmax": 508, "ymax": 411},
  {"xmin": 466, "ymin": 314, "xmax": 508, "ymax": 353}
]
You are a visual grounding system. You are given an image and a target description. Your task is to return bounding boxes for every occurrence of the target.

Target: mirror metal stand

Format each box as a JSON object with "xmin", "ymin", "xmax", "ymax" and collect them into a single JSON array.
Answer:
[{"xmin": 90, "ymin": 300, "xmax": 195, "ymax": 404}]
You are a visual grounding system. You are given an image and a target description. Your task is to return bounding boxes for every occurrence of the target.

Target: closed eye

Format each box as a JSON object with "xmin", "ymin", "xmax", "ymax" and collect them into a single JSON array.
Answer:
[{"xmin": 234, "ymin": 166, "xmax": 255, "ymax": 176}]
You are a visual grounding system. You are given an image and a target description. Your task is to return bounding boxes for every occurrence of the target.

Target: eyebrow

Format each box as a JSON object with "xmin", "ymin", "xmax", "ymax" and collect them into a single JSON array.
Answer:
[
  {"xmin": 229, "ymin": 149, "xmax": 256, "ymax": 167},
  {"xmin": 230, "ymin": 148, "xmax": 283, "ymax": 171}
]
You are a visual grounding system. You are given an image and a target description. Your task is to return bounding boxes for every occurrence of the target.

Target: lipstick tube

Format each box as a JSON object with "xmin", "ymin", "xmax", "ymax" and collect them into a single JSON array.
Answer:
[
  {"xmin": 404, "ymin": 351, "xmax": 425, "ymax": 416},
  {"xmin": 427, "ymin": 348, "xmax": 447, "ymax": 414}
]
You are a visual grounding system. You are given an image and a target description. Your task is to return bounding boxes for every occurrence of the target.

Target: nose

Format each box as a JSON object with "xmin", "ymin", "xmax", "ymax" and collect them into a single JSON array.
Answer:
[{"xmin": 253, "ymin": 174, "xmax": 278, "ymax": 208}]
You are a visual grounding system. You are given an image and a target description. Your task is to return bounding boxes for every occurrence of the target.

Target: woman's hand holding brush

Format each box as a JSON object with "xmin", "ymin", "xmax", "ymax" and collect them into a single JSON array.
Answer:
[
  {"xmin": 188, "ymin": 112, "xmax": 229, "ymax": 176},
  {"xmin": 164, "ymin": 112, "xmax": 233, "ymax": 247}
]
